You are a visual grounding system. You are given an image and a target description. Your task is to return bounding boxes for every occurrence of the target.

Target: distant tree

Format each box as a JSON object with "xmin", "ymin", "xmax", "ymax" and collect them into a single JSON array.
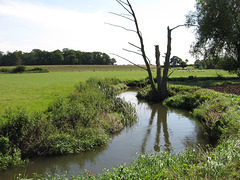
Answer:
[
  {"xmin": 1, "ymin": 51, "xmax": 22, "ymax": 66},
  {"xmin": 179, "ymin": 61, "xmax": 187, "ymax": 68},
  {"xmin": 194, "ymin": 59, "xmax": 202, "ymax": 69},
  {"xmin": 0, "ymin": 51, "xmax": 3, "ymax": 65},
  {"xmin": 194, "ymin": 58, "xmax": 220, "ymax": 69},
  {"xmin": 186, "ymin": 0, "xmax": 240, "ymax": 76},
  {"xmin": 170, "ymin": 56, "xmax": 182, "ymax": 67},
  {"xmin": 62, "ymin": 48, "xmax": 78, "ymax": 64},
  {"xmin": 52, "ymin": 50, "xmax": 64, "ymax": 65},
  {"xmin": 0, "ymin": 49, "xmax": 116, "ymax": 66}
]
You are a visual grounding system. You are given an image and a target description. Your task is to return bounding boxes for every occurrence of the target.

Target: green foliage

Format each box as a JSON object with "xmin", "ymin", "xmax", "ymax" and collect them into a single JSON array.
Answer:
[
  {"xmin": 0, "ymin": 108, "xmax": 30, "ymax": 146},
  {"xmin": 0, "ymin": 49, "xmax": 116, "ymax": 66},
  {"xmin": 0, "ymin": 136, "xmax": 10, "ymax": 155},
  {"xmin": 46, "ymin": 130, "xmax": 108, "ymax": 155},
  {"xmin": 0, "ymin": 68, "xmax": 11, "ymax": 73},
  {"xmin": 164, "ymin": 85, "xmax": 240, "ymax": 141},
  {"xmin": 165, "ymin": 87, "xmax": 215, "ymax": 110},
  {"xmin": 41, "ymin": 138, "xmax": 239, "ymax": 179},
  {"xmin": 187, "ymin": 0, "xmax": 240, "ymax": 74},
  {"xmin": 27, "ymin": 67, "xmax": 49, "ymax": 73},
  {"xmin": 0, "ymin": 66, "xmax": 49, "ymax": 74},
  {"xmin": 12, "ymin": 65, "xmax": 26, "ymax": 73}
]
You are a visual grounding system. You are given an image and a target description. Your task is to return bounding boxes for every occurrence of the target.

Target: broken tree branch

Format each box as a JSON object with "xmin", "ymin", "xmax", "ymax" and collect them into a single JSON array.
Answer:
[
  {"xmin": 170, "ymin": 24, "xmax": 186, "ymax": 31},
  {"xmin": 128, "ymin": 42, "xmax": 141, "ymax": 50},
  {"xmin": 111, "ymin": 53, "xmax": 147, "ymax": 70},
  {"xmin": 123, "ymin": 48, "xmax": 142, "ymax": 56},
  {"xmin": 116, "ymin": 0, "xmax": 133, "ymax": 15},
  {"xmin": 105, "ymin": 22, "xmax": 136, "ymax": 33},
  {"xmin": 109, "ymin": 12, "xmax": 134, "ymax": 22}
]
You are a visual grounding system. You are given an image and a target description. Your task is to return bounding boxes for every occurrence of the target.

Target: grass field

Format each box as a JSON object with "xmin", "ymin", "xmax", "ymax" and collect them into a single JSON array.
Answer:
[{"xmin": 0, "ymin": 65, "xmax": 238, "ymax": 112}]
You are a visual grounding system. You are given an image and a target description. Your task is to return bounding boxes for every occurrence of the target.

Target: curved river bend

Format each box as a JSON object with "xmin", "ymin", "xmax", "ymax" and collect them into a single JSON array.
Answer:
[{"xmin": 0, "ymin": 91, "xmax": 208, "ymax": 179}]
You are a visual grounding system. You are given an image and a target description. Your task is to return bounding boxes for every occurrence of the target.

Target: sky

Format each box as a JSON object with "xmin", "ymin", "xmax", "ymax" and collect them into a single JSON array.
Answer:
[{"xmin": 0, "ymin": 0, "xmax": 196, "ymax": 65}]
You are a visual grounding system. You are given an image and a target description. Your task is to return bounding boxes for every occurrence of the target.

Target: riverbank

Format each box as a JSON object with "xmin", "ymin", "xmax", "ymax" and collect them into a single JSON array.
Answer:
[
  {"xmin": 49, "ymin": 84, "xmax": 239, "ymax": 179},
  {"xmin": 0, "ymin": 78, "xmax": 137, "ymax": 171},
  {"xmin": 92, "ymin": 85, "xmax": 239, "ymax": 179}
]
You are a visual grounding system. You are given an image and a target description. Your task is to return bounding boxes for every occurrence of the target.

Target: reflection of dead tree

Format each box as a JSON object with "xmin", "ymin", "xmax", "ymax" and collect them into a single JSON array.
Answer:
[
  {"xmin": 141, "ymin": 104, "xmax": 171, "ymax": 153},
  {"xmin": 141, "ymin": 108, "xmax": 156, "ymax": 153},
  {"xmin": 108, "ymin": 0, "xmax": 185, "ymax": 101}
]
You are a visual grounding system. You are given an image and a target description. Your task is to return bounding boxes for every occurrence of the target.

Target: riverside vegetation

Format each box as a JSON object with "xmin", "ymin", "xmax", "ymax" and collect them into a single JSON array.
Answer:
[
  {"xmin": 0, "ymin": 78, "xmax": 137, "ymax": 171},
  {"xmin": 16, "ymin": 80, "xmax": 240, "ymax": 179}
]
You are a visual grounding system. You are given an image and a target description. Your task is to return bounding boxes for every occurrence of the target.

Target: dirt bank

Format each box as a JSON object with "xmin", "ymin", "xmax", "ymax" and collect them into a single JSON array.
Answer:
[{"xmin": 205, "ymin": 84, "xmax": 240, "ymax": 96}]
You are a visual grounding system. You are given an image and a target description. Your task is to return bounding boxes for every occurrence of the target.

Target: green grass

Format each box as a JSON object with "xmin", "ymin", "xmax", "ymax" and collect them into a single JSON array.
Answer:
[
  {"xmin": 0, "ymin": 65, "xmax": 236, "ymax": 112},
  {"xmin": 0, "ymin": 71, "xmax": 147, "ymax": 112},
  {"xmin": 169, "ymin": 69, "xmax": 237, "ymax": 78}
]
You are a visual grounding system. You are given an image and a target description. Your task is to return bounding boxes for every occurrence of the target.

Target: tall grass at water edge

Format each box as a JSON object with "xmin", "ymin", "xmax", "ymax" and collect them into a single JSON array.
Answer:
[{"xmin": 0, "ymin": 78, "xmax": 137, "ymax": 171}]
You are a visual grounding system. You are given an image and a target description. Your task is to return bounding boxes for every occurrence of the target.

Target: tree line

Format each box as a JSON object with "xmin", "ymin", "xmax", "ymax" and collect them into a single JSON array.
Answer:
[
  {"xmin": 194, "ymin": 57, "xmax": 236, "ymax": 71},
  {"xmin": 0, "ymin": 48, "xmax": 116, "ymax": 66}
]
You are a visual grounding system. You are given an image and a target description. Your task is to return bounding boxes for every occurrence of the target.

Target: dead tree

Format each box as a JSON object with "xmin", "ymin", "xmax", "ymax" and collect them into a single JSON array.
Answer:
[{"xmin": 110, "ymin": 0, "xmax": 185, "ymax": 101}]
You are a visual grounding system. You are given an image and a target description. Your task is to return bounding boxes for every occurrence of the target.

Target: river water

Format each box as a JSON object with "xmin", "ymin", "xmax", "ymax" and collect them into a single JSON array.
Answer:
[{"xmin": 0, "ymin": 91, "xmax": 208, "ymax": 179}]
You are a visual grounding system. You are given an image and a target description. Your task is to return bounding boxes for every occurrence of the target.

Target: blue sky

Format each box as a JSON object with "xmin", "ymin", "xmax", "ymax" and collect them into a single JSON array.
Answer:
[{"xmin": 0, "ymin": 0, "xmax": 196, "ymax": 64}]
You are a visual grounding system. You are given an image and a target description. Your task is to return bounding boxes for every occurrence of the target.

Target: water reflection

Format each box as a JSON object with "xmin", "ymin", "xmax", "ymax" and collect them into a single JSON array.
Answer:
[
  {"xmin": 141, "ymin": 103, "xmax": 171, "ymax": 153},
  {"xmin": 0, "ymin": 91, "xmax": 208, "ymax": 179}
]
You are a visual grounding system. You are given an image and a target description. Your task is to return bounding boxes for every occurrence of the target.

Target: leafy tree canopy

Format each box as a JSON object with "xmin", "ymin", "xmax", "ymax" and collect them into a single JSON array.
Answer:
[
  {"xmin": 186, "ymin": 0, "xmax": 240, "ymax": 75},
  {"xmin": 0, "ymin": 49, "xmax": 116, "ymax": 66}
]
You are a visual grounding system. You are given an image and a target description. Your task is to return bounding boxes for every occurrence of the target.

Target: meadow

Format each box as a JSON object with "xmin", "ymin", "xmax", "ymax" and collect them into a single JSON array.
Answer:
[
  {"xmin": 0, "ymin": 68, "xmax": 146, "ymax": 112},
  {"xmin": 0, "ymin": 65, "xmax": 237, "ymax": 112}
]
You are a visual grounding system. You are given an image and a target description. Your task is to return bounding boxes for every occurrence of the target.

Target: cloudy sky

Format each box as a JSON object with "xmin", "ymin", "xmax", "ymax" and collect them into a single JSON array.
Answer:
[{"xmin": 0, "ymin": 0, "xmax": 196, "ymax": 64}]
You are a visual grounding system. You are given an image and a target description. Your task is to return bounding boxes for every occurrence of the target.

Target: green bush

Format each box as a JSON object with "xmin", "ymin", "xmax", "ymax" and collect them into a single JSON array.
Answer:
[
  {"xmin": 164, "ymin": 85, "xmax": 240, "ymax": 141},
  {"xmin": 27, "ymin": 67, "xmax": 49, "ymax": 73},
  {"xmin": 0, "ymin": 108, "xmax": 30, "ymax": 146},
  {"xmin": 0, "ymin": 136, "xmax": 10, "ymax": 155},
  {"xmin": 11, "ymin": 65, "xmax": 26, "ymax": 73},
  {"xmin": 0, "ymin": 68, "xmax": 11, "ymax": 73}
]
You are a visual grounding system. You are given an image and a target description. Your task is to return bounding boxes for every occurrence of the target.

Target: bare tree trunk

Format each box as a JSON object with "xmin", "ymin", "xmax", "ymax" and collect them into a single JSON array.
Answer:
[
  {"xmin": 159, "ymin": 26, "xmax": 172, "ymax": 101},
  {"xmin": 127, "ymin": 0, "xmax": 157, "ymax": 95},
  {"xmin": 155, "ymin": 45, "xmax": 161, "ymax": 93}
]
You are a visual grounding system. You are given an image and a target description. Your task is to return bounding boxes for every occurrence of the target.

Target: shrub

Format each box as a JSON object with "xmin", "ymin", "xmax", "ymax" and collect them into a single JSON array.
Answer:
[
  {"xmin": 27, "ymin": 67, "xmax": 49, "ymax": 73},
  {"xmin": 0, "ymin": 108, "xmax": 30, "ymax": 146},
  {"xmin": 11, "ymin": 65, "xmax": 26, "ymax": 73},
  {"xmin": 164, "ymin": 85, "xmax": 240, "ymax": 141},
  {"xmin": 0, "ymin": 68, "xmax": 11, "ymax": 73},
  {"xmin": 0, "ymin": 136, "xmax": 10, "ymax": 155}
]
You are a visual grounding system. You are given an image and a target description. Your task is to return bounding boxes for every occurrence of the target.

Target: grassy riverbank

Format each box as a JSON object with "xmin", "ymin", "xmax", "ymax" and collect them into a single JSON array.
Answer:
[
  {"xmin": 0, "ymin": 78, "xmax": 137, "ymax": 171},
  {"xmin": 41, "ymin": 85, "xmax": 239, "ymax": 179},
  {"xmin": 91, "ymin": 85, "xmax": 239, "ymax": 179},
  {"xmin": 13, "ymin": 84, "xmax": 239, "ymax": 179}
]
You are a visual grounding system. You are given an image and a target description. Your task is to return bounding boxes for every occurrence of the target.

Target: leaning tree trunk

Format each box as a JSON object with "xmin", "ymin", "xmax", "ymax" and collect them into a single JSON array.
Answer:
[
  {"xmin": 155, "ymin": 45, "xmax": 162, "ymax": 93},
  {"xmin": 127, "ymin": 0, "xmax": 157, "ymax": 95},
  {"xmin": 159, "ymin": 26, "xmax": 172, "ymax": 101}
]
